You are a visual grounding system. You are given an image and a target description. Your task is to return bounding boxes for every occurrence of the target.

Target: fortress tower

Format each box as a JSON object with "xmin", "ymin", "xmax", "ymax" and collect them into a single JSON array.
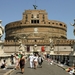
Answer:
[{"xmin": 4, "ymin": 9, "xmax": 74, "ymax": 55}]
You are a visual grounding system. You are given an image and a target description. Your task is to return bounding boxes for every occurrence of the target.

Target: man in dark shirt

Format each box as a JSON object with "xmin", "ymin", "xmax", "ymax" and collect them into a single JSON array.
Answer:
[{"xmin": 46, "ymin": 53, "xmax": 50, "ymax": 64}]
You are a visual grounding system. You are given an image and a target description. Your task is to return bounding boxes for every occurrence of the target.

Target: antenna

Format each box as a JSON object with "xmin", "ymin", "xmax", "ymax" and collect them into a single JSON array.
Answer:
[{"xmin": 35, "ymin": 0, "xmax": 36, "ymax": 5}]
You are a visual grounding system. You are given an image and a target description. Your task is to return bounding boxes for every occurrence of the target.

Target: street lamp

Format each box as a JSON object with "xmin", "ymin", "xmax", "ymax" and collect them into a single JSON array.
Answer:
[
  {"xmin": 14, "ymin": 37, "xmax": 17, "ymax": 53},
  {"xmin": 57, "ymin": 39, "xmax": 60, "ymax": 54},
  {"xmin": 24, "ymin": 45, "xmax": 27, "ymax": 55},
  {"xmin": 56, "ymin": 39, "xmax": 60, "ymax": 63},
  {"xmin": 23, "ymin": 36, "xmax": 27, "ymax": 55}
]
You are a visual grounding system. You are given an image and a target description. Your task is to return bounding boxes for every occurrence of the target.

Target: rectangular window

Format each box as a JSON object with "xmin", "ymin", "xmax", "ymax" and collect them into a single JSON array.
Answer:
[
  {"xmin": 37, "ymin": 14, "xmax": 39, "ymax": 18},
  {"xmin": 37, "ymin": 20, "xmax": 39, "ymax": 23},
  {"xmin": 31, "ymin": 20, "xmax": 33, "ymax": 23},
  {"xmin": 31, "ymin": 20, "xmax": 39, "ymax": 24},
  {"xmin": 34, "ymin": 20, "xmax": 36, "ymax": 23}
]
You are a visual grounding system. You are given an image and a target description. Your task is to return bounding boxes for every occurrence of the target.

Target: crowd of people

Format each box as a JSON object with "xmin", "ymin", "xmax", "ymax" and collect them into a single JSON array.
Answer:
[
  {"xmin": 13, "ymin": 52, "xmax": 25, "ymax": 74},
  {"xmin": 0, "ymin": 52, "xmax": 44, "ymax": 74},
  {"xmin": 1, "ymin": 52, "xmax": 74, "ymax": 74},
  {"xmin": 28, "ymin": 53, "xmax": 43, "ymax": 69},
  {"xmin": 0, "ymin": 52, "xmax": 26, "ymax": 74},
  {"xmin": 0, "ymin": 52, "xmax": 53, "ymax": 72},
  {"xmin": 9, "ymin": 52, "xmax": 44, "ymax": 74}
]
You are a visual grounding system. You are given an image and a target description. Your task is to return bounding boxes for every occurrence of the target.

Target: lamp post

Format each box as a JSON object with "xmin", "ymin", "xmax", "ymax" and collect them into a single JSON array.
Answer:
[
  {"xmin": 14, "ymin": 37, "xmax": 17, "ymax": 53},
  {"xmin": 57, "ymin": 39, "xmax": 60, "ymax": 54},
  {"xmin": 56, "ymin": 39, "xmax": 60, "ymax": 62}
]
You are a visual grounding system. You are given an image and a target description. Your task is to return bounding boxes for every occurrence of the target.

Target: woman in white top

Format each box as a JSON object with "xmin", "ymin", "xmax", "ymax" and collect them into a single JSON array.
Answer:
[
  {"xmin": 14, "ymin": 53, "xmax": 20, "ymax": 70},
  {"xmin": 29, "ymin": 54, "xmax": 34, "ymax": 68}
]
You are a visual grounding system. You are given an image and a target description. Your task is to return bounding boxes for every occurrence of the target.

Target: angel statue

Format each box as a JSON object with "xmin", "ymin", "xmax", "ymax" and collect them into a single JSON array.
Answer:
[
  {"xmin": 70, "ymin": 19, "xmax": 75, "ymax": 36},
  {"xmin": 18, "ymin": 39, "xmax": 25, "ymax": 52},
  {"xmin": 49, "ymin": 38, "xmax": 54, "ymax": 50},
  {"xmin": 33, "ymin": 5, "xmax": 38, "ymax": 9},
  {"xmin": 0, "ymin": 20, "xmax": 4, "ymax": 40}
]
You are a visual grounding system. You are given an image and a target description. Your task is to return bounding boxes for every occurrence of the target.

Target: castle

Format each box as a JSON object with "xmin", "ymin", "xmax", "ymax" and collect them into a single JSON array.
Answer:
[{"xmin": 3, "ymin": 8, "xmax": 74, "ymax": 55}]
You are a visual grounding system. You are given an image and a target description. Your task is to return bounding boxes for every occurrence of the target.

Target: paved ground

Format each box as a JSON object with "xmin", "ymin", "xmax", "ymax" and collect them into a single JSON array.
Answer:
[
  {"xmin": 0, "ymin": 68, "xmax": 14, "ymax": 75},
  {"xmin": 10, "ymin": 61, "xmax": 70, "ymax": 75},
  {"xmin": 0, "ymin": 64, "xmax": 15, "ymax": 75},
  {"xmin": 0, "ymin": 69, "xmax": 9, "ymax": 75}
]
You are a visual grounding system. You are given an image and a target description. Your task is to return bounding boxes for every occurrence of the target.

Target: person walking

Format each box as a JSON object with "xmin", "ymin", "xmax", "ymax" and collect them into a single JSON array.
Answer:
[
  {"xmin": 19, "ymin": 55, "xmax": 25, "ymax": 74},
  {"xmin": 33, "ymin": 54, "xmax": 38, "ymax": 69},
  {"xmin": 38, "ymin": 55, "xmax": 43, "ymax": 68},
  {"xmin": 46, "ymin": 53, "xmax": 50, "ymax": 65},
  {"xmin": 11, "ymin": 54, "xmax": 14, "ymax": 64},
  {"xmin": 14, "ymin": 53, "xmax": 20, "ymax": 70},
  {"xmin": 28, "ymin": 54, "xmax": 34, "ymax": 68}
]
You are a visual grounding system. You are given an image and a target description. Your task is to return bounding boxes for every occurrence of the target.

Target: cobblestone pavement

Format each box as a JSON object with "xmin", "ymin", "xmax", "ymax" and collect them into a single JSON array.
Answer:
[{"xmin": 10, "ymin": 61, "xmax": 70, "ymax": 75}]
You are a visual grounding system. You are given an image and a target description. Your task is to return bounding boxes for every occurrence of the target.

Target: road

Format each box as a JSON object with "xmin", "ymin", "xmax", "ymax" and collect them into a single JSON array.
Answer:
[{"xmin": 10, "ymin": 60, "xmax": 70, "ymax": 75}]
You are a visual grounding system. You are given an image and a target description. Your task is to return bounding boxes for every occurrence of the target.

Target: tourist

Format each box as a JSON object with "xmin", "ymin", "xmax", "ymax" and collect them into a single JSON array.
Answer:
[
  {"xmin": 46, "ymin": 53, "xmax": 50, "ymax": 64},
  {"xmin": 1, "ymin": 59, "xmax": 6, "ymax": 70},
  {"xmin": 18, "ymin": 52, "xmax": 22, "ymax": 59},
  {"xmin": 28, "ymin": 54, "xmax": 34, "ymax": 68},
  {"xmin": 69, "ymin": 67, "xmax": 74, "ymax": 75},
  {"xmin": 11, "ymin": 54, "xmax": 14, "ymax": 64},
  {"xmin": 38, "ymin": 55, "xmax": 43, "ymax": 68},
  {"xmin": 14, "ymin": 53, "xmax": 20, "ymax": 70},
  {"xmin": 33, "ymin": 53, "xmax": 38, "ymax": 69},
  {"xmin": 19, "ymin": 54, "xmax": 25, "ymax": 74}
]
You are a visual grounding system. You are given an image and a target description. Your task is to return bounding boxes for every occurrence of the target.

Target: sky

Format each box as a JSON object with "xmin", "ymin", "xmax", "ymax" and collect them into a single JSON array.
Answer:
[{"xmin": 0, "ymin": 0, "xmax": 75, "ymax": 40}]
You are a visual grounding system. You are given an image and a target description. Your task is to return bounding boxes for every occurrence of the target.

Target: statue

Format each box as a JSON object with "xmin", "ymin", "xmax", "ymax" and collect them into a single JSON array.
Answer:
[
  {"xmin": 49, "ymin": 38, "xmax": 54, "ymax": 54},
  {"xmin": 49, "ymin": 38, "xmax": 53, "ymax": 43},
  {"xmin": 33, "ymin": 5, "xmax": 38, "ymax": 9},
  {"xmin": 0, "ymin": 20, "xmax": 4, "ymax": 54},
  {"xmin": 33, "ymin": 44, "xmax": 37, "ymax": 51},
  {"xmin": 70, "ymin": 19, "xmax": 75, "ymax": 36},
  {"xmin": 49, "ymin": 38, "xmax": 53, "ymax": 48},
  {"xmin": 18, "ymin": 40, "xmax": 25, "ymax": 52},
  {"xmin": 0, "ymin": 20, "xmax": 4, "ymax": 39},
  {"xmin": 49, "ymin": 38, "xmax": 54, "ymax": 51}
]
